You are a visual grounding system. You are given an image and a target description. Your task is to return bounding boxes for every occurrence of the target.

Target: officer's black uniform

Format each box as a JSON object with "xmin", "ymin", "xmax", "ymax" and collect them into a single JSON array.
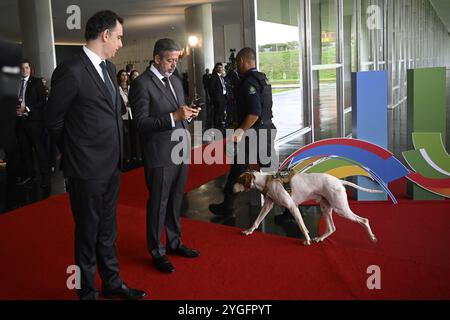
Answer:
[{"xmin": 210, "ymin": 68, "xmax": 277, "ymax": 215}]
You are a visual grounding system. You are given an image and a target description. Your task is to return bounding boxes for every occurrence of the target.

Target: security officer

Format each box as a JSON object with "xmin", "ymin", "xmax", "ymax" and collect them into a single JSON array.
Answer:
[{"xmin": 209, "ymin": 47, "xmax": 277, "ymax": 216}]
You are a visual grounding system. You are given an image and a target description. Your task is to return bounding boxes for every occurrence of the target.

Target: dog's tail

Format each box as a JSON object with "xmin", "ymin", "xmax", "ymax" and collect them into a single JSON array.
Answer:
[{"xmin": 340, "ymin": 180, "xmax": 384, "ymax": 194}]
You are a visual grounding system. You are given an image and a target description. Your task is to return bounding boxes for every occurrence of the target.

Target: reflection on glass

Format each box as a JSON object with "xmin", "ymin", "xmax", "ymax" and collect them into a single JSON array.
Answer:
[
  {"xmin": 311, "ymin": 0, "xmax": 337, "ymax": 66},
  {"xmin": 256, "ymin": 0, "xmax": 303, "ymax": 139},
  {"xmin": 311, "ymin": 0, "xmax": 338, "ymax": 141},
  {"xmin": 343, "ymin": 0, "xmax": 356, "ymax": 126},
  {"xmin": 313, "ymin": 69, "xmax": 337, "ymax": 140},
  {"xmin": 360, "ymin": 0, "xmax": 374, "ymax": 71},
  {"xmin": 361, "ymin": 0, "xmax": 385, "ymax": 71},
  {"xmin": 344, "ymin": 110, "xmax": 352, "ymax": 137}
]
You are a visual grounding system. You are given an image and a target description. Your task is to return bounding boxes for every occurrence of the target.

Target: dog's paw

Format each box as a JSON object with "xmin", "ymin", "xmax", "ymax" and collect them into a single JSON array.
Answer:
[
  {"xmin": 371, "ymin": 235, "xmax": 378, "ymax": 243},
  {"xmin": 313, "ymin": 237, "xmax": 324, "ymax": 243},
  {"xmin": 303, "ymin": 239, "xmax": 312, "ymax": 246},
  {"xmin": 241, "ymin": 229, "xmax": 254, "ymax": 236}
]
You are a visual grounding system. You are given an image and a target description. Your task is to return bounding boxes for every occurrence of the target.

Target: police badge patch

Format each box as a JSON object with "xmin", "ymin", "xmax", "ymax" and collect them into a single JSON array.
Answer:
[{"xmin": 248, "ymin": 86, "xmax": 256, "ymax": 94}]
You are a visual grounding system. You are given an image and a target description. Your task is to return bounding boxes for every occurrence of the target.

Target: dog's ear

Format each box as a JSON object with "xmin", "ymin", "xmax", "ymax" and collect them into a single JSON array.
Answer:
[{"xmin": 238, "ymin": 172, "xmax": 255, "ymax": 190}]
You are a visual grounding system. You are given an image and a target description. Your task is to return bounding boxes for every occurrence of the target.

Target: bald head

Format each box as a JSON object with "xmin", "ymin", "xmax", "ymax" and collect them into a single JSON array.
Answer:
[{"xmin": 236, "ymin": 47, "xmax": 256, "ymax": 73}]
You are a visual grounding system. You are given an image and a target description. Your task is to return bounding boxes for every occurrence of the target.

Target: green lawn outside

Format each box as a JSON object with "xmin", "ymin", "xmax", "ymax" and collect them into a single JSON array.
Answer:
[
  {"xmin": 259, "ymin": 47, "xmax": 337, "ymax": 84},
  {"xmin": 272, "ymin": 88, "xmax": 298, "ymax": 94}
]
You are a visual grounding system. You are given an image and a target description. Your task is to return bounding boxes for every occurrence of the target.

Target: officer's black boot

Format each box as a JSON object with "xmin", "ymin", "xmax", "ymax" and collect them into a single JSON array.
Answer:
[
  {"xmin": 209, "ymin": 194, "xmax": 236, "ymax": 217},
  {"xmin": 274, "ymin": 208, "xmax": 295, "ymax": 224}
]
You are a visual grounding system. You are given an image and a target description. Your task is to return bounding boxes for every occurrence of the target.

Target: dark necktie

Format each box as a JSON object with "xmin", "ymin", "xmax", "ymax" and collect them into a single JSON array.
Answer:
[
  {"xmin": 100, "ymin": 61, "xmax": 116, "ymax": 103},
  {"xmin": 18, "ymin": 78, "xmax": 25, "ymax": 101},
  {"xmin": 162, "ymin": 77, "xmax": 177, "ymax": 102}
]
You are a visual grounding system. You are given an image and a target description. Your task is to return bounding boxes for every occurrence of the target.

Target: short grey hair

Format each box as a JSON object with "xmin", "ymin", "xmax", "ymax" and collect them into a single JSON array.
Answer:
[{"xmin": 153, "ymin": 38, "xmax": 181, "ymax": 59}]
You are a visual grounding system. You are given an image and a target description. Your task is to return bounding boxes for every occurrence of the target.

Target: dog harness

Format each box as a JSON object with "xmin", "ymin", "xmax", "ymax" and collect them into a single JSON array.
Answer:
[{"xmin": 261, "ymin": 169, "xmax": 296, "ymax": 196}]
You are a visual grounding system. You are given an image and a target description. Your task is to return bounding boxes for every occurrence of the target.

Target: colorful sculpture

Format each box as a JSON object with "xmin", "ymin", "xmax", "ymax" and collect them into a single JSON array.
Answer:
[{"xmin": 279, "ymin": 137, "xmax": 450, "ymax": 203}]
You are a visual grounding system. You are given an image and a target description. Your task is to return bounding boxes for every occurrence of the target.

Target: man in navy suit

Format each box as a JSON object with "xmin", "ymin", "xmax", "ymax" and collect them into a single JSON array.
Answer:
[{"xmin": 45, "ymin": 10, "xmax": 145, "ymax": 300}]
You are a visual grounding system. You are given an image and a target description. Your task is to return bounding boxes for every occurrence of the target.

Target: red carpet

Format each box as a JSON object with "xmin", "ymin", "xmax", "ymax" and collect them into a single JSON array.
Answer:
[
  {"xmin": 1, "ymin": 143, "xmax": 450, "ymax": 299},
  {"xmin": 1, "ymin": 195, "xmax": 450, "ymax": 300}
]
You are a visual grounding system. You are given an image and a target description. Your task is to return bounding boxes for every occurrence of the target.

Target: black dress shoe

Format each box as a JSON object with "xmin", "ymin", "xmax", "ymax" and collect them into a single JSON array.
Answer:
[
  {"xmin": 274, "ymin": 210, "xmax": 294, "ymax": 224},
  {"xmin": 153, "ymin": 255, "xmax": 175, "ymax": 273},
  {"xmin": 209, "ymin": 203, "xmax": 234, "ymax": 217},
  {"xmin": 40, "ymin": 174, "xmax": 51, "ymax": 188},
  {"xmin": 102, "ymin": 283, "xmax": 146, "ymax": 300},
  {"xmin": 167, "ymin": 245, "xmax": 200, "ymax": 258},
  {"xmin": 16, "ymin": 177, "xmax": 32, "ymax": 187}
]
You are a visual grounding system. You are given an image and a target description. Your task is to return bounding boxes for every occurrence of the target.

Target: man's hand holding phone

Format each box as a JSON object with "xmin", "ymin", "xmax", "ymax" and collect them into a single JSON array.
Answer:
[{"xmin": 173, "ymin": 105, "xmax": 201, "ymax": 121}]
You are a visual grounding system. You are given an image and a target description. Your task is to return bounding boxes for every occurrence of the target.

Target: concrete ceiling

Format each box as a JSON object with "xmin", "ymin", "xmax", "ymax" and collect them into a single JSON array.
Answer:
[
  {"xmin": 430, "ymin": 0, "xmax": 450, "ymax": 32},
  {"xmin": 2, "ymin": 0, "xmax": 448, "ymax": 45},
  {"xmin": 0, "ymin": 0, "xmax": 242, "ymax": 45}
]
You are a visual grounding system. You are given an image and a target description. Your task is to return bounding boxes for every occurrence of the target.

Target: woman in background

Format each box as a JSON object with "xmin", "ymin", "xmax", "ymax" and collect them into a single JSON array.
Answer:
[{"xmin": 118, "ymin": 69, "xmax": 141, "ymax": 167}]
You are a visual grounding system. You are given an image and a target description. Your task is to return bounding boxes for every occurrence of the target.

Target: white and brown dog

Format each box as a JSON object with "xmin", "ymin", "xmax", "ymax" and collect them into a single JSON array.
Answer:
[{"xmin": 234, "ymin": 171, "xmax": 382, "ymax": 246}]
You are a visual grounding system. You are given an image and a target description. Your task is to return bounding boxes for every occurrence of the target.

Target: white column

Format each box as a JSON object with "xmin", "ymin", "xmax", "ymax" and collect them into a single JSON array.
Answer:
[
  {"xmin": 242, "ymin": 0, "xmax": 256, "ymax": 49},
  {"xmin": 185, "ymin": 3, "xmax": 215, "ymax": 101},
  {"xmin": 17, "ymin": 0, "xmax": 56, "ymax": 82}
]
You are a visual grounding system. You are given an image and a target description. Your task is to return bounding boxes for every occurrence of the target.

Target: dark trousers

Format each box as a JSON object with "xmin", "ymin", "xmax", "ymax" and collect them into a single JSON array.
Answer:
[
  {"xmin": 44, "ymin": 129, "xmax": 58, "ymax": 170},
  {"xmin": 123, "ymin": 120, "xmax": 131, "ymax": 163},
  {"xmin": 4, "ymin": 138, "xmax": 20, "ymax": 206},
  {"xmin": 123, "ymin": 120, "xmax": 142, "ymax": 164},
  {"xmin": 144, "ymin": 164, "xmax": 189, "ymax": 258},
  {"xmin": 16, "ymin": 118, "xmax": 50, "ymax": 178},
  {"xmin": 67, "ymin": 171, "xmax": 123, "ymax": 300},
  {"xmin": 212, "ymin": 96, "xmax": 226, "ymax": 129},
  {"xmin": 223, "ymin": 124, "xmax": 277, "ymax": 209},
  {"xmin": 204, "ymin": 104, "xmax": 214, "ymax": 129}
]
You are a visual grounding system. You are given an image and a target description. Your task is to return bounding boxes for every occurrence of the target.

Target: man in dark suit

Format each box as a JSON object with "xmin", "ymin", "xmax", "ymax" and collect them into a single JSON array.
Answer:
[
  {"xmin": 209, "ymin": 62, "xmax": 227, "ymax": 129},
  {"xmin": 15, "ymin": 59, "xmax": 50, "ymax": 188},
  {"xmin": 129, "ymin": 38, "xmax": 200, "ymax": 274},
  {"xmin": 202, "ymin": 68, "xmax": 212, "ymax": 128},
  {"xmin": 45, "ymin": 10, "xmax": 146, "ymax": 300}
]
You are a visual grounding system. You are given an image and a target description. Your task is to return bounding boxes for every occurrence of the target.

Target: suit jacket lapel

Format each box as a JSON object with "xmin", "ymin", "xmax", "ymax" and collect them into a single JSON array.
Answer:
[
  {"xmin": 147, "ymin": 69, "xmax": 179, "ymax": 110},
  {"xmin": 79, "ymin": 51, "xmax": 115, "ymax": 109},
  {"xmin": 25, "ymin": 77, "xmax": 32, "ymax": 101}
]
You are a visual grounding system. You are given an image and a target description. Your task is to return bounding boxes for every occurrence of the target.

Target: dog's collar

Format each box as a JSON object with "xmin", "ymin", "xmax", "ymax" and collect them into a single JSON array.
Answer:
[
  {"xmin": 261, "ymin": 170, "xmax": 296, "ymax": 196},
  {"xmin": 261, "ymin": 175, "xmax": 271, "ymax": 195}
]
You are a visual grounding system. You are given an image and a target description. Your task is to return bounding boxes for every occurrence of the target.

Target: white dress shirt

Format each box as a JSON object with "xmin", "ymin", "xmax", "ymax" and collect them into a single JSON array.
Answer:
[
  {"xmin": 218, "ymin": 74, "xmax": 227, "ymax": 95},
  {"xmin": 18, "ymin": 75, "xmax": 30, "ymax": 115},
  {"xmin": 119, "ymin": 86, "xmax": 132, "ymax": 120},
  {"xmin": 83, "ymin": 46, "xmax": 106, "ymax": 81}
]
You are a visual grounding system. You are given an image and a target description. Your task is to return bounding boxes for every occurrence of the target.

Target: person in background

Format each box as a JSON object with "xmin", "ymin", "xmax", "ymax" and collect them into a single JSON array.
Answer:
[
  {"xmin": 130, "ymin": 69, "xmax": 140, "ymax": 82},
  {"xmin": 224, "ymin": 61, "xmax": 240, "ymax": 129},
  {"xmin": 15, "ymin": 59, "xmax": 50, "ymax": 188},
  {"xmin": 209, "ymin": 62, "xmax": 227, "ymax": 130},
  {"xmin": 128, "ymin": 69, "xmax": 142, "ymax": 162},
  {"xmin": 182, "ymin": 71, "xmax": 189, "ymax": 100},
  {"xmin": 202, "ymin": 68, "xmax": 212, "ymax": 128},
  {"xmin": 125, "ymin": 63, "xmax": 134, "ymax": 76},
  {"xmin": 117, "ymin": 69, "xmax": 132, "ymax": 167},
  {"xmin": 40, "ymin": 77, "xmax": 57, "ymax": 174}
]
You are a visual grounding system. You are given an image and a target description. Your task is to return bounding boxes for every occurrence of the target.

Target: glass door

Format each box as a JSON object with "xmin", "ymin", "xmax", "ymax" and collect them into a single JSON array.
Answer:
[
  {"xmin": 309, "ymin": 0, "xmax": 342, "ymax": 140},
  {"xmin": 255, "ymin": 0, "xmax": 305, "ymax": 141}
]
